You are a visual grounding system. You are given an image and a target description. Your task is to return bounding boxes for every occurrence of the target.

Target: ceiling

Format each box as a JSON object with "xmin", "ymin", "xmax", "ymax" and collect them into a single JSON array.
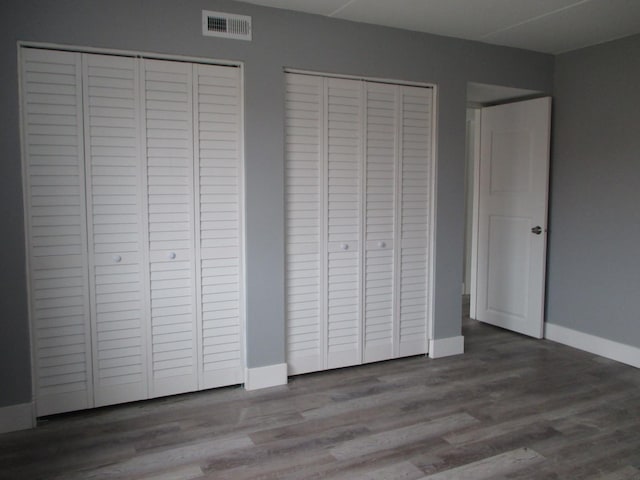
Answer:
[{"xmin": 241, "ymin": 0, "xmax": 640, "ymax": 54}]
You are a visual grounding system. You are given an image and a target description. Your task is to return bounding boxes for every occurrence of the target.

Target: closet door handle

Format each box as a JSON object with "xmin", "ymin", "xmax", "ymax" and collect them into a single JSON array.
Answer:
[
  {"xmin": 112, "ymin": 255, "xmax": 122, "ymax": 263},
  {"xmin": 378, "ymin": 241, "xmax": 386, "ymax": 248},
  {"xmin": 340, "ymin": 243, "xmax": 349, "ymax": 251},
  {"xmin": 168, "ymin": 252, "xmax": 177, "ymax": 260}
]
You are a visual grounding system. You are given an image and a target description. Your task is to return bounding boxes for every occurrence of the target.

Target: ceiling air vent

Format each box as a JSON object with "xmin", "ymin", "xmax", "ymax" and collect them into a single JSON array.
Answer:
[{"xmin": 202, "ymin": 10, "xmax": 252, "ymax": 41}]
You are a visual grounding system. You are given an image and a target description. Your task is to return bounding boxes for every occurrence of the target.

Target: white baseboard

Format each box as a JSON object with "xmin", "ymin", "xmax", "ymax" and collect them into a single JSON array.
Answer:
[
  {"xmin": 0, "ymin": 402, "xmax": 34, "ymax": 433},
  {"xmin": 545, "ymin": 323, "xmax": 640, "ymax": 369},
  {"xmin": 429, "ymin": 335, "xmax": 465, "ymax": 359},
  {"xmin": 244, "ymin": 363, "xmax": 288, "ymax": 391}
]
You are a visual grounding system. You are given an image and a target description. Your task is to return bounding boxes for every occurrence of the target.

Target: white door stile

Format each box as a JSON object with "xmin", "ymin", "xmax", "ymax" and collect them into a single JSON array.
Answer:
[
  {"xmin": 320, "ymin": 76, "xmax": 329, "ymax": 372},
  {"xmin": 137, "ymin": 56, "xmax": 153, "ymax": 403},
  {"xmin": 359, "ymin": 80, "xmax": 368, "ymax": 364},
  {"xmin": 238, "ymin": 66, "xmax": 247, "ymax": 389},
  {"xmin": 191, "ymin": 66, "xmax": 205, "ymax": 390},
  {"xmin": 392, "ymin": 84, "xmax": 403, "ymax": 359},
  {"xmin": 235, "ymin": 65, "xmax": 246, "ymax": 388},
  {"xmin": 82, "ymin": 53, "xmax": 149, "ymax": 407},
  {"xmin": 21, "ymin": 48, "xmax": 94, "ymax": 416}
]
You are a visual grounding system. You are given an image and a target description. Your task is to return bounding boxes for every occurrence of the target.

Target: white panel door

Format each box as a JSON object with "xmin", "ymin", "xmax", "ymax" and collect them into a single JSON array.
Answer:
[
  {"xmin": 83, "ymin": 53, "xmax": 148, "ymax": 406},
  {"xmin": 363, "ymin": 82, "xmax": 397, "ymax": 363},
  {"xmin": 475, "ymin": 97, "xmax": 551, "ymax": 338},
  {"xmin": 326, "ymin": 77, "xmax": 362, "ymax": 369},
  {"xmin": 194, "ymin": 63, "xmax": 244, "ymax": 388},
  {"xmin": 284, "ymin": 73, "xmax": 324, "ymax": 375},
  {"xmin": 21, "ymin": 48, "xmax": 93, "ymax": 416},
  {"xmin": 397, "ymin": 86, "xmax": 432, "ymax": 356},
  {"xmin": 142, "ymin": 59, "xmax": 198, "ymax": 396}
]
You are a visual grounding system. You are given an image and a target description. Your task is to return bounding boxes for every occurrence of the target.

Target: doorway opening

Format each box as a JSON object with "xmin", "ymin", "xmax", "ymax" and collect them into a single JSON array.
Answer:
[{"xmin": 464, "ymin": 82, "xmax": 549, "ymax": 334}]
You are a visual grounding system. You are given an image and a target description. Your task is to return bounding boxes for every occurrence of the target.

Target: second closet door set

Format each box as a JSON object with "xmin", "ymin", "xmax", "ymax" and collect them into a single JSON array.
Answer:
[
  {"xmin": 22, "ymin": 47, "xmax": 244, "ymax": 416},
  {"xmin": 285, "ymin": 73, "xmax": 435, "ymax": 375}
]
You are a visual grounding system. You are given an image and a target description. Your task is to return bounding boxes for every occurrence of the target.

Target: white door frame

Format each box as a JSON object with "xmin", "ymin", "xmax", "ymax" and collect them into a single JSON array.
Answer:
[{"xmin": 468, "ymin": 108, "xmax": 481, "ymax": 319}]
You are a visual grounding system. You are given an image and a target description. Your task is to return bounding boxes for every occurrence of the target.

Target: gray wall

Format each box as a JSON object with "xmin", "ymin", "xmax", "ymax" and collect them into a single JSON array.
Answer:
[
  {"xmin": 547, "ymin": 34, "xmax": 640, "ymax": 347},
  {"xmin": 0, "ymin": 0, "xmax": 553, "ymax": 409}
]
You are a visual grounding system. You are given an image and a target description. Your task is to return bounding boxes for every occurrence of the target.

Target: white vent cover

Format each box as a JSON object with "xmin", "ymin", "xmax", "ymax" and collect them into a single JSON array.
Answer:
[{"xmin": 202, "ymin": 10, "xmax": 252, "ymax": 41}]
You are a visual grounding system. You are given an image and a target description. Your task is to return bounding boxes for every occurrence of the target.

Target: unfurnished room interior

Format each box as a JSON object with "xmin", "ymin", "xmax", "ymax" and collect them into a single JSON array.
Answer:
[{"xmin": 1, "ymin": 1, "xmax": 639, "ymax": 478}]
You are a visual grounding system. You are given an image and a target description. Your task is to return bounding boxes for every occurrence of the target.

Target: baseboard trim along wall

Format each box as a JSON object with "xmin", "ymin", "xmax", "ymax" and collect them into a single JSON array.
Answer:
[
  {"xmin": 244, "ymin": 363, "xmax": 288, "ymax": 391},
  {"xmin": 545, "ymin": 323, "xmax": 640, "ymax": 369},
  {"xmin": 429, "ymin": 335, "xmax": 465, "ymax": 359},
  {"xmin": 0, "ymin": 402, "xmax": 34, "ymax": 434}
]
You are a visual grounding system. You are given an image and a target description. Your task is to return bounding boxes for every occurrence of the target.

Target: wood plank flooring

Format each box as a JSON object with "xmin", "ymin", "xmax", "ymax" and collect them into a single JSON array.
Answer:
[{"xmin": 2, "ymin": 302, "xmax": 639, "ymax": 479}]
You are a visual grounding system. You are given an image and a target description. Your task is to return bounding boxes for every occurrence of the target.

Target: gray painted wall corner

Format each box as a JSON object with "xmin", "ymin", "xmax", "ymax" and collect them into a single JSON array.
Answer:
[{"xmin": 547, "ymin": 33, "xmax": 640, "ymax": 348}]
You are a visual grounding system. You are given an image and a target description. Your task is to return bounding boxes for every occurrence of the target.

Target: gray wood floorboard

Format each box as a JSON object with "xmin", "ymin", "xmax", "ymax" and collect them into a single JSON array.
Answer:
[{"xmin": 2, "ymin": 299, "xmax": 639, "ymax": 479}]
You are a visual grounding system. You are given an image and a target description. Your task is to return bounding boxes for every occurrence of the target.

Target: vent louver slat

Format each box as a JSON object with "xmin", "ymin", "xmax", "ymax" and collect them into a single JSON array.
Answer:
[{"xmin": 202, "ymin": 11, "xmax": 252, "ymax": 41}]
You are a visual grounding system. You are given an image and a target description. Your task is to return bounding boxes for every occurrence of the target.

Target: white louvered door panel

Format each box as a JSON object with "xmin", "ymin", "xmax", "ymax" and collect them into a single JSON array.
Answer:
[
  {"xmin": 398, "ymin": 86, "xmax": 432, "ymax": 357},
  {"xmin": 194, "ymin": 64, "xmax": 244, "ymax": 388},
  {"xmin": 363, "ymin": 83, "xmax": 397, "ymax": 363},
  {"xmin": 284, "ymin": 74, "xmax": 324, "ymax": 375},
  {"xmin": 285, "ymin": 75, "xmax": 435, "ymax": 376},
  {"xmin": 142, "ymin": 59, "xmax": 198, "ymax": 396},
  {"xmin": 326, "ymin": 78, "xmax": 362, "ymax": 369},
  {"xmin": 83, "ymin": 53, "xmax": 148, "ymax": 406},
  {"xmin": 21, "ymin": 48, "xmax": 93, "ymax": 416}
]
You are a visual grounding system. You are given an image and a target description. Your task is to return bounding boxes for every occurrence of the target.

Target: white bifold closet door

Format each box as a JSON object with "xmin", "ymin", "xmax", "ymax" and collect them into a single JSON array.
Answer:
[
  {"xmin": 83, "ymin": 53, "xmax": 148, "ymax": 406},
  {"xmin": 326, "ymin": 78, "xmax": 363, "ymax": 369},
  {"xmin": 285, "ymin": 72, "xmax": 433, "ymax": 375},
  {"xmin": 21, "ymin": 48, "xmax": 94, "ymax": 415},
  {"xmin": 21, "ymin": 47, "xmax": 243, "ymax": 416},
  {"xmin": 142, "ymin": 59, "xmax": 199, "ymax": 398},
  {"xmin": 194, "ymin": 63, "xmax": 244, "ymax": 390}
]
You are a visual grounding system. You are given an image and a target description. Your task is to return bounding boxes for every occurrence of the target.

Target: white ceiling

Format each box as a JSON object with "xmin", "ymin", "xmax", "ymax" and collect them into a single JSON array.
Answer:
[{"xmin": 241, "ymin": 0, "xmax": 640, "ymax": 54}]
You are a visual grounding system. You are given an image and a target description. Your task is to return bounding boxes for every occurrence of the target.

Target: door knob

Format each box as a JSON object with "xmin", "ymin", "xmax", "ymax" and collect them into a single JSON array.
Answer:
[{"xmin": 531, "ymin": 226, "xmax": 542, "ymax": 235}]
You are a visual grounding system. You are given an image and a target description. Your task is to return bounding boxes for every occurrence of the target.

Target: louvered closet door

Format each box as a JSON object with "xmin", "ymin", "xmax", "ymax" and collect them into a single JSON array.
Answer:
[
  {"xmin": 194, "ymin": 64, "xmax": 244, "ymax": 388},
  {"xmin": 326, "ymin": 78, "xmax": 362, "ymax": 369},
  {"xmin": 398, "ymin": 86, "xmax": 432, "ymax": 356},
  {"xmin": 142, "ymin": 59, "xmax": 198, "ymax": 396},
  {"xmin": 83, "ymin": 53, "xmax": 148, "ymax": 406},
  {"xmin": 21, "ymin": 48, "xmax": 93, "ymax": 416},
  {"xmin": 285, "ymin": 74, "xmax": 434, "ymax": 375},
  {"xmin": 284, "ymin": 74, "xmax": 324, "ymax": 375},
  {"xmin": 363, "ymin": 83, "xmax": 397, "ymax": 363}
]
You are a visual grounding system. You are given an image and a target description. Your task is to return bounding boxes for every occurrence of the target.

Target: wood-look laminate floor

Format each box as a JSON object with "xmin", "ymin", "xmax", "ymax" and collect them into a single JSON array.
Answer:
[{"xmin": 2, "ymin": 305, "xmax": 640, "ymax": 479}]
